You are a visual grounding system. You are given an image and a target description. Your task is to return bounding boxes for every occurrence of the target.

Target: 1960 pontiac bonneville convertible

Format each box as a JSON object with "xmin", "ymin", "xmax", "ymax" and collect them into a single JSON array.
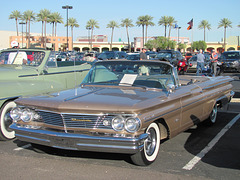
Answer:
[
  {"xmin": 9, "ymin": 60, "xmax": 234, "ymax": 166},
  {"xmin": 0, "ymin": 49, "xmax": 91, "ymax": 140}
]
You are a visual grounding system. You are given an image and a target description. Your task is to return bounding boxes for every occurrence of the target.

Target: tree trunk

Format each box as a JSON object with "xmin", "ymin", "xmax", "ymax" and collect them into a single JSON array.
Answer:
[
  {"xmin": 110, "ymin": 28, "xmax": 114, "ymax": 51},
  {"xmin": 164, "ymin": 25, "xmax": 167, "ymax": 37},
  {"xmin": 168, "ymin": 26, "xmax": 171, "ymax": 39},
  {"xmin": 126, "ymin": 27, "xmax": 130, "ymax": 52},
  {"xmin": 90, "ymin": 28, "xmax": 93, "ymax": 51},
  {"xmin": 142, "ymin": 25, "xmax": 144, "ymax": 49},
  {"xmin": 145, "ymin": 25, "xmax": 148, "ymax": 46},
  {"xmin": 28, "ymin": 19, "xmax": 30, "ymax": 48},
  {"xmin": 224, "ymin": 27, "xmax": 226, "ymax": 51},
  {"xmin": 204, "ymin": 28, "xmax": 206, "ymax": 42},
  {"xmin": 25, "ymin": 21, "xmax": 28, "ymax": 48},
  {"xmin": 71, "ymin": 26, "xmax": 73, "ymax": 51},
  {"xmin": 44, "ymin": 20, "xmax": 47, "ymax": 48},
  {"xmin": 41, "ymin": 21, "xmax": 44, "ymax": 48},
  {"xmin": 55, "ymin": 23, "xmax": 57, "ymax": 37},
  {"xmin": 16, "ymin": 19, "xmax": 19, "ymax": 36},
  {"xmin": 52, "ymin": 23, "xmax": 54, "ymax": 37}
]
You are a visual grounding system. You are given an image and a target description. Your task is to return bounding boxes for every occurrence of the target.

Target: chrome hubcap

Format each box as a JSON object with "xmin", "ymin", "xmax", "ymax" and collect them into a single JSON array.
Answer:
[{"xmin": 145, "ymin": 128, "xmax": 157, "ymax": 156}]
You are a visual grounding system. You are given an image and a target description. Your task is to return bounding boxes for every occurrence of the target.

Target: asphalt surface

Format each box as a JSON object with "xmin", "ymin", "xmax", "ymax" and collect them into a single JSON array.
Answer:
[{"xmin": 0, "ymin": 72, "xmax": 239, "ymax": 180}]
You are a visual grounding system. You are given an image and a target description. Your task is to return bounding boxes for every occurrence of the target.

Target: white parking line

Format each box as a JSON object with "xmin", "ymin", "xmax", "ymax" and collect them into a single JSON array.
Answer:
[
  {"xmin": 14, "ymin": 144, "xmax": 31, "ymax": 151},
  {"xmin": 183, "ymin": 113, "xmax": 240, "ymax": 170}
]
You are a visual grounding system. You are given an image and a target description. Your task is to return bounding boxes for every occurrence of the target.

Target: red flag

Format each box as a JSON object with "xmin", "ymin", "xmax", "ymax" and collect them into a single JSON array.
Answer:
[{"xmin": 187, "ymin": 19, "xmax": 193, "ymax": 30}]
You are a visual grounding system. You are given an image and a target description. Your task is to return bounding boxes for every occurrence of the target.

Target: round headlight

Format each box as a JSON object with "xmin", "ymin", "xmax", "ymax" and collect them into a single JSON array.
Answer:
[
  {"xmin": 10, "ymin": 107, "xmax": 22, "ymax": 122},
  {"xmin": 20, "ymin": 108, "xmax": 34, "ymax": 122},
  {"xmin": 112, "ymin": 116, "xmax": 124, "ymax": 131},
  {"xmin": 125, "ymin": 117, "xmax": 140, "ymax": 133}
]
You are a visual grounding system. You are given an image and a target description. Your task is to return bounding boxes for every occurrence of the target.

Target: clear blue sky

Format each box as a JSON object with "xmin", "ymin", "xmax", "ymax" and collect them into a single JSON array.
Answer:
[{"xmin": 1, "ymin": 0, "xmax": 239, "ymax": 43}]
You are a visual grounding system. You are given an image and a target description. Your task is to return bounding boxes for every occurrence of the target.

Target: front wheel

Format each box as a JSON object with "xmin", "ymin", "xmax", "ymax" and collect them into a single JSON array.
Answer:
[
  {"xmin": 130, "ymin": 122, "xmax": 161, "ymax": 166},
  {"xmin": 204, "ymin": 104, "xmax": 217, "ymax": 126},
  {"xmin": 0, "ymin": 101, "xmax": 16, "ymax": 140}
]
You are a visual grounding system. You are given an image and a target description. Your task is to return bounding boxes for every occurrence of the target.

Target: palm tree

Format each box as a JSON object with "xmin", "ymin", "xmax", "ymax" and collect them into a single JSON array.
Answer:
[
  {"xmin": 136, "ymin": 16, "xmax": 146, "ymax": 48},
  {"xmin": 49, "ymin": 12, "xmax": 63, "ymax": 37},
  {"xmin": 121, "ymin": 18, "xmax": 134, "ymax": 52},
  {"xmin": 9, "ymin": 10, "xmax": 21, "ymax": 36},
  {"xmin": 167, "ymin": 16, "xmax": 176, "ymax": 39},
  {"xmin": 107, "ymin": 21, "xmax": 119, "ymax": 51},
  {"xmin": 66, "ymin": 18, "xmax": 79, "ymax": 51},
  {"xmin": 218, "ymin": 18, "xmax": 232, "ymax": 51},
  {"xmin": 37, "ymin": 9, "xmax": 51, "ymax": 48},
  {"xmin": 198, "ymin": 20, "xmax": 211, "ymax": 42},
  {"xmin": 158, "ymin": 16, "xmax": 169, "ymax": 37},
  {"xmin": 86, "ymin": 19, "xmax": 100, "ymax": 51},
  {"xmin": 22, "ymin": 10, "xmax": 35, "ymax": 48},
  {"xmin": 143, "ymin": 15, "xmax": 155, "ymax": 44}
]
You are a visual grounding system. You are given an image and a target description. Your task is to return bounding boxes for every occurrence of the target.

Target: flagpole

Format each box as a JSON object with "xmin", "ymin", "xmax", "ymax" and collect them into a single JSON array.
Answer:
[{"xmin": 192, "ymin": 27, "xmax": 193, "ymax": 44}]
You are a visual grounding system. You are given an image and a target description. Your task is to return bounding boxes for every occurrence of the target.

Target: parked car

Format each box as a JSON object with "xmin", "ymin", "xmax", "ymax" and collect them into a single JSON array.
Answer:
[
  {"xmin": 145, "ymin": 51, "xmax": 158, "ymax": 59},
  {"xmin": 187, "ymin": 54, "xmax": 211, "ymax": 72},
  {"xmin": 10, "ymin": 60, "xmax": 233, "ymax": 166},
  {"xmin": 97, "ymin": 51, "xmax": 127, "ymax": 60},
  {"xmin": 126, "ymin": 53, "xmax": 140, "ymax": 60},
  {"xmin": 0, "ymin": 49, "xmax": 91, "ymax": 140},
  {"xmin": 83, "ymin": 52, "xmax": 100, "ymax": 62},
  {"xmin": 218, "ymin": 51, "xmax": 240, "ymax": 72},
  {"xmin": 156, "ymin": 50, "xmax": 184, "ymax": 67},
  {"xmin": 185, "ymin": 52, "xmax": 193, "ymax": 61}
]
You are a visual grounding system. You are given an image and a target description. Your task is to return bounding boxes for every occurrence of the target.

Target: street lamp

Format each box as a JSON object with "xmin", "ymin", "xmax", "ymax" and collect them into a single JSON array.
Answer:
[
  {"xmin": 19, "ymin": 22, "xmax": 26, "ymax": 48},
  {"xmin": 62, "ymin": 5, "xmax": 73, "ymax": 52},
  {"xmin": 86, "ymin": 27, "xmax": 91, "ymax": 51},
  {"xmin": 177, "ymin": 27, "xmax": 181, "ymax": 44}
]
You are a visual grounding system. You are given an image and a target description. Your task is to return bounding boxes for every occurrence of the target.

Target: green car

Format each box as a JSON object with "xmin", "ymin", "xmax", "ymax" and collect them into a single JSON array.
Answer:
[{"xmin": 0, "ymin": 49, "xmax": 91, "ymax": 140}]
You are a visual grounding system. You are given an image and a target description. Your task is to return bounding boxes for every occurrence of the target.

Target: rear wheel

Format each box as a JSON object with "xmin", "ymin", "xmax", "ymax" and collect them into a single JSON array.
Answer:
[
  {"xmin": 0, "ymin": 101, "xmax": 16, "ymax": 140},
  {"xmin": 130, "ymin": 122, "xmax": 160, "ymax": 166}
]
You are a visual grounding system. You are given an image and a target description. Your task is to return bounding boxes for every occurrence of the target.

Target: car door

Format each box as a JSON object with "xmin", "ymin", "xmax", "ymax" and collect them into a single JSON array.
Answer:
[{"xmin": 175, "ymin": 84, "xmax": 204, "ymax": 131}]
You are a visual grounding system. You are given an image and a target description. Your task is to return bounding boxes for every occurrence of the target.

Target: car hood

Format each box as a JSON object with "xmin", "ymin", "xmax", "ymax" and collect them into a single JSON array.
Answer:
[
  {"xmin": 15, "ymin": 85, "xmax": 168, "ymax": 114},
  {"xmin": 0, "ymin": 65, "xmax": 37, "ymax": 80}
]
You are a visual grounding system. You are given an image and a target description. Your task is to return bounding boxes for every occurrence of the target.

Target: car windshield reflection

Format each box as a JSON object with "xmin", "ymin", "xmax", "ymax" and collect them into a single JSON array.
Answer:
[
  {"xmin": 82, "ymin": 61, "xmax": 176, "ymax": 89},
  {"xmin": 0, "ymin": 50, "xmax": 45, "ymax": 66}
]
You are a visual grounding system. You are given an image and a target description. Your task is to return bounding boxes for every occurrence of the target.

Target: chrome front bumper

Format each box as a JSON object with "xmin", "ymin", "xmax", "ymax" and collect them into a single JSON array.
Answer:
[{"xmin": 10, "ymin": 124, "xmax": 148, "ymax": 154}]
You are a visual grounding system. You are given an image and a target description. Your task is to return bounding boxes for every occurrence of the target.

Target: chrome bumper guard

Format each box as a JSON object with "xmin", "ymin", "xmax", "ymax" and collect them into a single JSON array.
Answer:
[{"xmin": 10, "ymin": 124, "xmax": 148, "ymax": 154}]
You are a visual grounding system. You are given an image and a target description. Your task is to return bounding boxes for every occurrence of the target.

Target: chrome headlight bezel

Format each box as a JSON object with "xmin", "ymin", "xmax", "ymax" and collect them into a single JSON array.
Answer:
[
  {"xmin": 20, "ymin": 108, "xmax": 34, "ymax": 122},
  {"xmin": 125, "ymin": 117, "xmax": 141, "ymax": 133},
  {"xmin": 10, "ymin": 106, "xmax": 40, "ymax": 123},
  {"xmin": 112, "ymin": 116, "xmax": 125, "ymax": 131},
  {"xmin": 10, "ymin": 107, "xmax": 22, "ymax": 122},
  {"xmin": 111, "ymin": 115, "xmax": 141, "ymax": 133}
]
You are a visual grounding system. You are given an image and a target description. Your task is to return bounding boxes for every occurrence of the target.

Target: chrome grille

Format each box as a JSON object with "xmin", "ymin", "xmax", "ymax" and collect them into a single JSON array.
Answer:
[{"xmin": 36, "ymin": 110, "xmax": 113, "ymax": 129}]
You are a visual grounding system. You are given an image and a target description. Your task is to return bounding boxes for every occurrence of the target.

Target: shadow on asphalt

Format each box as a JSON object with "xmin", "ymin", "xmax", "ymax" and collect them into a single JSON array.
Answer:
[
  {"xmin": 13, "ymin": 139, "xmax": 133, "ymax": 165},
  {"xmin": 184, "ymin": 112, "xmax": 240, "ymax": 170}
]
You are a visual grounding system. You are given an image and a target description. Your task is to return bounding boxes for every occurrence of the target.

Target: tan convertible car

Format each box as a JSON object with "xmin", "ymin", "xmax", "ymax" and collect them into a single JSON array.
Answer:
[{"xmin": 10, "ymin": 60, "xmax": 234, "ymax": 166}]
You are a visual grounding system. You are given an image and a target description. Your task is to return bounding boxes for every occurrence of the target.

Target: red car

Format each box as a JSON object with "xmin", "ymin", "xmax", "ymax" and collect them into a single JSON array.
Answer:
[{"xmin": 185, "ymin": 52, "xmax": 193, "ymax": 61}]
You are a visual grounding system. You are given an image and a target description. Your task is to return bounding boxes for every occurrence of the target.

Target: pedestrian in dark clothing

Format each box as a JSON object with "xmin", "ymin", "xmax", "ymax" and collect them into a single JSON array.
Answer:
[{"xmin": 140, "ymin": 48, "xmax": 147, "ymax": 60}]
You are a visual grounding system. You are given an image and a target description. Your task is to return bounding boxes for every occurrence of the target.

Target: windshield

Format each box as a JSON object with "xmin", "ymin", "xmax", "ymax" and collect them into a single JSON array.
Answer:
[
  {"xmin": 98, "ymin": 52, "xmax": 118, "ymax": 60},
  {"xmin": 0, "ymin": 50, "xmax": 45, "ymax": 66},
  {"xmin": 126, "ymin": 54, "xmax": 140, "ymax": 60},
  {"xmin": 221, "ymin": 52, "xmax": 240, "ymax": 59},
  {"xmin": 82, "ymin": 61, "xmax": 177, "ymax": 89},
  {"xmin": 157, "ymin": 52, "xmax": 172, "ymax": 59}
]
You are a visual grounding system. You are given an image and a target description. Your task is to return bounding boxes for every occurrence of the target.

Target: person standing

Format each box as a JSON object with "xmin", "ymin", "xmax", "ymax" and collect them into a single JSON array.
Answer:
[
  {"xmin": 211, "ymin": 49, "xmax": 218, "ymax": 76},
  {"xmin": 140, "ymin": 48, "xmax": 147, "ymax": 60},
  {"xmin": 196, "ymin": 49, "xmax": 205, "ymax": 76}
]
